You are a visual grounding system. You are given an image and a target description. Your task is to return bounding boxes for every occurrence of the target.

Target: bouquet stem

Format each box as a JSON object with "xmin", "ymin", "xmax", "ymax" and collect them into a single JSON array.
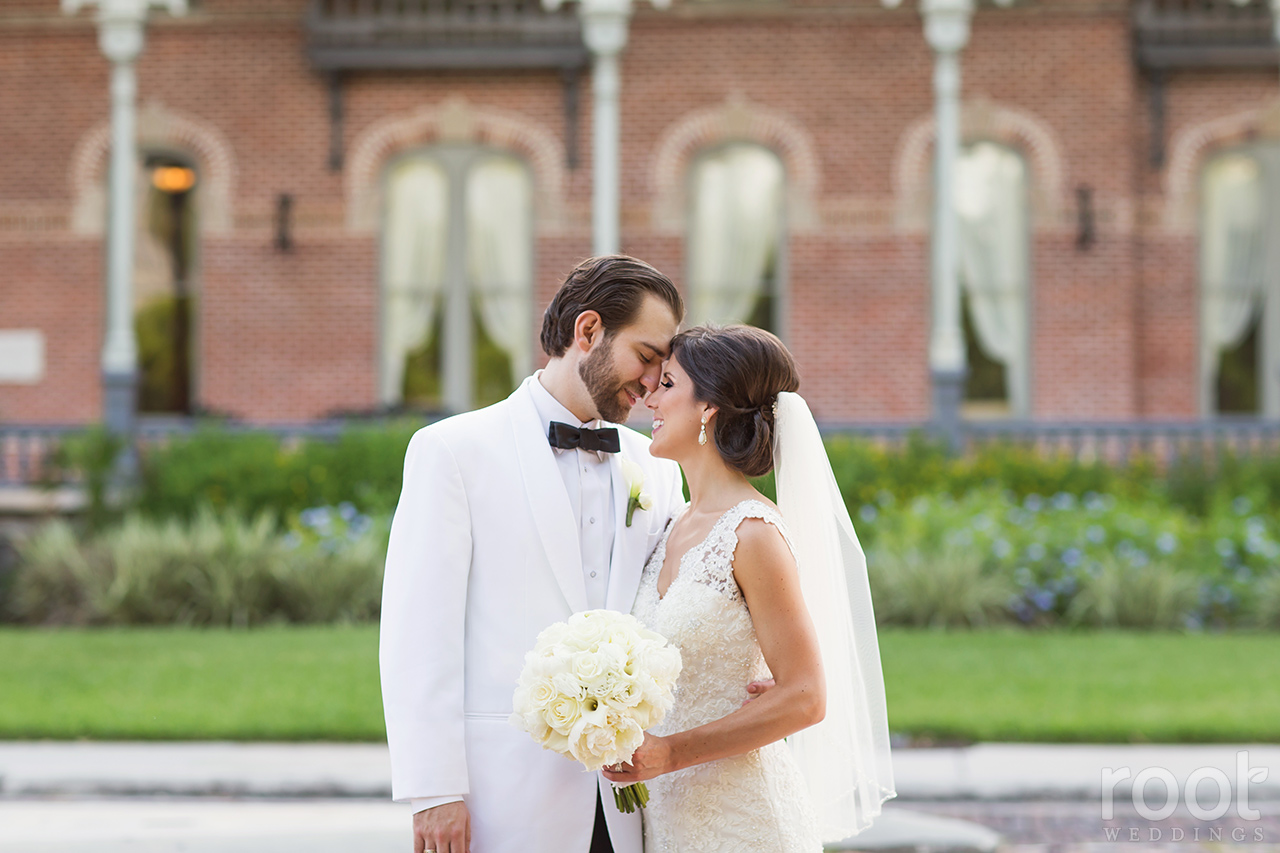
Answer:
[{"xmin": 612, "ymin": 782, "xmax": 650, "ymax": 814}]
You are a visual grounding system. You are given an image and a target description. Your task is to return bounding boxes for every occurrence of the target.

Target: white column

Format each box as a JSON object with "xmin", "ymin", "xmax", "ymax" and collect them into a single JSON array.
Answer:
[
  {"xmin": 545, "ymin": 0, "xmax": 668, "ymax": 256},
  {"xmin": 884, "ymin": 0, "xmax": 1012, "ymax": 435},
  {"xmin": 589, "ymin": 38, "xmax": 623, "ymax": 255},
  {"xmin": 64, "ymin": 0, "xmax": 186, "ymax": 436},
  {"xmin": 923, "ymin": 0, "xmax": 972, "ymax": 378}
]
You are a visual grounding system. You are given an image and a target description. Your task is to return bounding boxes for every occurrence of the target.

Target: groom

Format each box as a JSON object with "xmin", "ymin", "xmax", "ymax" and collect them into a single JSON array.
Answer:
[{"xmin": 380, "ymin": 255, "xmax": 687, "ymax": 853}]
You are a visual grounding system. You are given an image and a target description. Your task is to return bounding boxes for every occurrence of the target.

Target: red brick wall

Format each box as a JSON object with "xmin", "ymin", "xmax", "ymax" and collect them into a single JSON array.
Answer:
[{"xmin": 2, "ymin": 0, "xmax": 1277, "ymax": 423}]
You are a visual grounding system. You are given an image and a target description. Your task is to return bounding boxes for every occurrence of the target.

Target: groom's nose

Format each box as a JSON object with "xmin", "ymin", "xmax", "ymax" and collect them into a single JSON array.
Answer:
[{"xmin": 639, "ymin": 362, "xmax": 661, "ymax": 394}]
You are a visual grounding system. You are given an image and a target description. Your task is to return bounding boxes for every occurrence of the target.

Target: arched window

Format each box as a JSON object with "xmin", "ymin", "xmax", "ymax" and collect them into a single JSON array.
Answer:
[
  {"xmin": 381, "ymin": 148, "xmax": 533, "ymax": 413},
  {"xmin": 686, "ymin": 143, "xmax": 785, "ymax": 333},
  {"xmin": 1199, "ymin": 148, "xmax": 1280, "ymax": 417},
  {"xmin": 954, "ymin": 141, "xmax": 1031, "ymax": 419}
]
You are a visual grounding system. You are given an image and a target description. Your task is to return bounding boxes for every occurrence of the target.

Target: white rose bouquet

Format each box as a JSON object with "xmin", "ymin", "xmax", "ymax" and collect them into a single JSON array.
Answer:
[{"xmin": 509, "ymin": 609, "xmax": 682, "ymax": 813}]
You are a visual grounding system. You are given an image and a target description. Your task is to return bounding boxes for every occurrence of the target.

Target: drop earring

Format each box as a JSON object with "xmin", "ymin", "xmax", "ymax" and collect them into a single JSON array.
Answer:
[{"xmin": 698, "ymin": 415, "xmax": 708, "ymax": 446}]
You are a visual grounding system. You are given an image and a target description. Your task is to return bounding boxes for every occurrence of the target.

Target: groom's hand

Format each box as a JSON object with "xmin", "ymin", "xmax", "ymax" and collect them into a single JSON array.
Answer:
[
  {"xmin": 744, "ymin": 678, "xmax": 776, "ymax": 704},
  {"xmin": 413, "ymin": 801, "xmax": 470, "ymax": 853}
]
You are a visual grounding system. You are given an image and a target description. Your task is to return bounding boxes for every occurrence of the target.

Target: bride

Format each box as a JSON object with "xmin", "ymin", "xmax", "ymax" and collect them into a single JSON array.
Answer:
[{"xmin": 602, "ymin": 324, "xmax": 896, "ymax": 852}]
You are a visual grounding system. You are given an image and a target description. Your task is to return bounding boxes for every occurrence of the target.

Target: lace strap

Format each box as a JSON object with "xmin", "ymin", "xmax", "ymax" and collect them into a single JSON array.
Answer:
[{"xmin": 702, "ymin": 499, "xmax": 797, "ymax": 585}]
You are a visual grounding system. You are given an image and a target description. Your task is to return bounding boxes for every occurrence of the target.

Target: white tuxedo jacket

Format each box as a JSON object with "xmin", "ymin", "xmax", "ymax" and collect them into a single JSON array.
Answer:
[{"xmin": 380, "ymin": 377, "xmax": 684, "ymax": 853}]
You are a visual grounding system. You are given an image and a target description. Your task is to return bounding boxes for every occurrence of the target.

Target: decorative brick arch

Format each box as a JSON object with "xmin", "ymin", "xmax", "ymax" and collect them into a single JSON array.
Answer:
[
  {"xmin": 650, "ymin": 94, "xmax": 820, "ymax": 234},
  {"xmin": 69, "ymin": 100, "xmax": 236, "ymax": 235},
  {"xmin": 893, "ymin": 97, "xmax": 1066, "ymax": 234},
  {"xmin": 1164, "ymin": 98, "xmax": 1280, "ymax": 234},
  {"xmin": 346, "ymin": 95, "xmax": 567, "ymax": 233}
]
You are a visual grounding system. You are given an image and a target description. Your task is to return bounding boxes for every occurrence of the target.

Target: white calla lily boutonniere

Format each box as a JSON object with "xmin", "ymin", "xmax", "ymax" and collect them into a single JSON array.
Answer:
[{"xmin": 621, "ymin": 459, "xmax": 653, "ymax": 528}]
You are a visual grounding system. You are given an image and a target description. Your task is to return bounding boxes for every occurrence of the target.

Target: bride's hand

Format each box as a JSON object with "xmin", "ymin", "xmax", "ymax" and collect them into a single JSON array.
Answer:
[{"xmin": 601, "ymin": 733, "xmax": 674, "ymax": 784}]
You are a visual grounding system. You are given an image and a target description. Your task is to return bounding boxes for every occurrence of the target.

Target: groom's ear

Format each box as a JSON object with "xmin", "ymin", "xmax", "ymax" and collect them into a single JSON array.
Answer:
[{"xmin": 573, "ymin": 310, "xmax": 605, "ymax": 353}]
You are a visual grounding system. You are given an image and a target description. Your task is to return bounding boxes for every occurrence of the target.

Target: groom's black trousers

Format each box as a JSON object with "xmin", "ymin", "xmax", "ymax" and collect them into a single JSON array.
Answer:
[{"xmin": 589, "ymin": 792, "xmax": 615, "ymax": 853}]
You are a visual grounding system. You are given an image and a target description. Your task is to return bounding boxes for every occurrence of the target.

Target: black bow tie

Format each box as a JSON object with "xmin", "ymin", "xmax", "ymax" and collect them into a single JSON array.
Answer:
[{"xmin": 548, "ymin": 421, "xmax": 621, "ymax": 454}]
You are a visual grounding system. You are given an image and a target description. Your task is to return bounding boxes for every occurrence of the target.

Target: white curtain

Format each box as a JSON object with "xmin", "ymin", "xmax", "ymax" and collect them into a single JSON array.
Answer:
[
  {"xmin": 688, "ymin": 144, "xmax": 785, "ymax": 327},
  {"xmin": 1199, "ymin": 152, "xmax": 1266, "ymax": 415},
  {"xmin": 954, "ymin": 142, "xmax": 1030, "ymax": 418},
  {"xmin": 466, "ymin": 155, "xmax": 534, "ymax": 382},
  {"xmin": 381, "ymin": 157, "xmax": 449, "ymax": 405}
]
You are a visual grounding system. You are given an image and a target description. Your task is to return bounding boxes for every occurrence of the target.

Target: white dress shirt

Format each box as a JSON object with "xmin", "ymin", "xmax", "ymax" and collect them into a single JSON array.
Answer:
[{"xmin": 412, "ymin": 372, "xmax": 617, "ymax": 815}]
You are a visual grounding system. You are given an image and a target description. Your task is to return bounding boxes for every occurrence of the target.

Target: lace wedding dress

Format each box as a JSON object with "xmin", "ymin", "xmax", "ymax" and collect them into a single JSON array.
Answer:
[{"xmin": 631, "ymin": 499, "xmax": 823, "ymax": 853}]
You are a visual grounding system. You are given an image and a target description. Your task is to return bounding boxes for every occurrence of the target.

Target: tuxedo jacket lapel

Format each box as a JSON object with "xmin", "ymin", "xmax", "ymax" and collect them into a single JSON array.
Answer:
[
  {"xmin": 605, "ymin": 449, "xmax": 650, "ymax": 613},
  {"xmin": 509, "ymin": 382, "xmax": 589, "ymax": 613}
]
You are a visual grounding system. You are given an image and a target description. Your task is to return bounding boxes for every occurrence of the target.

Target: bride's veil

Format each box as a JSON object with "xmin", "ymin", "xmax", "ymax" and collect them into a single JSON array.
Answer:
[{"xmin": 772, "ymin": 391, "xmax": 896, "ymax": 841}]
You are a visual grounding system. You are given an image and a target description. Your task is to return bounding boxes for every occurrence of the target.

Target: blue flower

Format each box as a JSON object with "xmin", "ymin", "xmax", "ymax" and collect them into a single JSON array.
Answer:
[
  {"xmin": 1215, "ymin": 538, "xmax": 1237, "ymax": 559},
  {"xmin": 1031, "ymin": 589, "xmax": 1055, "ymax": 611},
  {"xmin": 1024, "ymin": 494, "xmax": 1044, "ymax": 513},
  {"xmin": 993, "ymin": 539, "xmax": 1013, "ymax": 559},
  {"xmin": 1127, "ymin": 550, "xmax": 1150, "ymax": 568},
  {"xmin": 300, "ymin": 506, "xmax": 330, "ymax": 530},
  {"xmin": 1086, "ymin": 525, "xmax": 1106, "ymax": 544},
  {"xmin": 1061, "ymin": 547, "xmax": 1083, "ymax": 568},
  {"xmin": 282, "ymin": 531, "xmax": 302, "ymax": 551},
  {"xmin": 1233, "ymin": 497, "xmax": 1253, "ymax": 516},
  {"xmin": 1027, "ymin": 542, "xmax": 1047, "ymax": 562},
  {"xmin": 859, "ymin": 504, "xmax": 878, "ymax": 523},
  {"xmin": 1084, "ymin": 493, "xmax": 1109, "ymax": 513},
  {"xmin": 1014, "ymin": 566, "xmax": 1033, "ymax": 586},
  {"xmin": 1156, "ymin": 532, "xmax": 1178, "ymax": 554},
  {"xmin": 1052, "ymin": 492, "xmax": 1076, "ymax": 511},
  {"xmin": 338, "ymin": 502, "xmax": 358, "ymax": 522}
]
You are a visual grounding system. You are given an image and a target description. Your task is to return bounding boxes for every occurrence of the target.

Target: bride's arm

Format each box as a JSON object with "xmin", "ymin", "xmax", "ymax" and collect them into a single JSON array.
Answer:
[{"xmin": 603, "ymin": 518, "xmax": 825, "ymax": 783}]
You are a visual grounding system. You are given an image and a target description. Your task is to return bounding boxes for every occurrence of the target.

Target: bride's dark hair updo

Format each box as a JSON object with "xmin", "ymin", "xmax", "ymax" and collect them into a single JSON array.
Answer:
[{"xmin": 670, "ymin": 324, "xmax": 800, "ymax": 478}]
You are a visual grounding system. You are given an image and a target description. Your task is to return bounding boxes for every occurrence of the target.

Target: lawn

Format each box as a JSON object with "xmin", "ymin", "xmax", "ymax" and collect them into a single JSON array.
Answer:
[{"xmin": 1, "ymin": 626, "xmax": 1277, "ymax": 743}]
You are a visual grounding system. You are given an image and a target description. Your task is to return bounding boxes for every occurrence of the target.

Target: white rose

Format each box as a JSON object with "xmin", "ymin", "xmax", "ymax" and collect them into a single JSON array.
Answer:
[
  {"xmin": 530, "ymin": 678, "xmax": 558, "ymax": 708},
  {"xmin": 564, "ymin": 614, "xmax": 610, "ymax": 650},
  {"xmin": 546, "ymin": 694, "xmax": 585, "ymax": 735},
  {"xmin": 571, "ymin": 651, "xmax": 608, "ymax": 685}
]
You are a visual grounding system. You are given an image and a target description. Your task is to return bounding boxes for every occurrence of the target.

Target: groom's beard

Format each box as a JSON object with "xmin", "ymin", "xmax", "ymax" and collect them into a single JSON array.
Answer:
[{"xmin": 579, "ymin": 339, "xmax": 636, "ymax": 424}]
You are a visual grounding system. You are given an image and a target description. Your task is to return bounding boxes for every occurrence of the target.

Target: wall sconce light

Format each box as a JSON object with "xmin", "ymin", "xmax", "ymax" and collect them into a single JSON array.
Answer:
[
  {"xmin": 1075, "ymin": 185, "xmax": 1095, "ymax": 251},
  {"xmin": 275, "ymin": 193, "xmax": 293, "ymax": 252}
]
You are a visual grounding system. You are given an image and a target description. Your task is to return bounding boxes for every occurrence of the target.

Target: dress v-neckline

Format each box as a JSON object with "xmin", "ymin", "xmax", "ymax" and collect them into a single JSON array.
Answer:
[{"xmin": 654, "ymin": 499, "xmax": 759, "ymax": 602}]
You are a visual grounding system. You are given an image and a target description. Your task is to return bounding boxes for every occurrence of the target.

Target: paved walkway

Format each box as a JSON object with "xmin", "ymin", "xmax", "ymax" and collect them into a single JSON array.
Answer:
[
  {"xmin": 3, "ymin": 741, "xmax": 1278, "ymax": 801},
  {"xmin": 2, "ymin": 743, "xmax": 1277, "ymax": 852}
]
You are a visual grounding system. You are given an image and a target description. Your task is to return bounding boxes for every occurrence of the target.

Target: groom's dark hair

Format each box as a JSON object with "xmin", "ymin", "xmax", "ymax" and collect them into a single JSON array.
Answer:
[{"xmin": 540, "ymin": 255, "xmax": 684, "ymax": 357}]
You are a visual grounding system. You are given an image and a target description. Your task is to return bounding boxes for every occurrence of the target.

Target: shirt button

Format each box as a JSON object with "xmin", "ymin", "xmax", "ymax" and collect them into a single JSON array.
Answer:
[
  {"xmin": 589, "ymin": 517, "xmax": 596, "ymax": 524},
  {"xmin": 583, "ymin": 466, "xmax": 588, "ymax": 472},
  {"xmin": 590, "ymin": 571, "xmax": 598, "ymax": 578}
]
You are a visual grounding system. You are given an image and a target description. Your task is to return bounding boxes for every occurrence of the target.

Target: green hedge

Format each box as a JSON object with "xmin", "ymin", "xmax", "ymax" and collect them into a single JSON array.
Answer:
[
  {"xmin": 5, "ymin": 507, "xmax": 386, "ymax": 627},
  {"xmin": 50, "ymin": 424, "xmax": 1280, "ymax": 525},
  {"xmin": 6, "ymin": 488, "xmax": 1279, "ymax": 630}
]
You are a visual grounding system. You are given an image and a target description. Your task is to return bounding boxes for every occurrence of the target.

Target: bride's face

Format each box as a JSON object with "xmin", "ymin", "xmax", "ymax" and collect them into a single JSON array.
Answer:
[{"xmin": 645, "ymin": 354, "xmax": 711, "ymax": 461}]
